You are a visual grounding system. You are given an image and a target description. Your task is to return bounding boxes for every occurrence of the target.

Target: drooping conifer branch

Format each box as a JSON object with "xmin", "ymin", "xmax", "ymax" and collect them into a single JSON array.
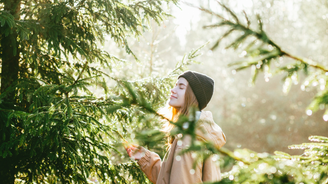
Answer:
[
  {"xmin": 185, "ymin": 1, "xmax": 328, "ymax": 73},
  {"xmin": 185, "ymin": 1, "xmax": 328, "ymax": 117}
]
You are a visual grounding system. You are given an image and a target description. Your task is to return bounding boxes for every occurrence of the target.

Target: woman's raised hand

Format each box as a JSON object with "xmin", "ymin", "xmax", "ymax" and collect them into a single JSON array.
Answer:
[{"xmin": 125, "ymin": 143, "xmax": 146, "ymax": 161}]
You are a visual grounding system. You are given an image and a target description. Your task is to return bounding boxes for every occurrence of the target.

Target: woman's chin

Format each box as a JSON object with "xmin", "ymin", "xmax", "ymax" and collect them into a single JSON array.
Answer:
[
  {"xmin": 168, "ymin": 103, "xmax": 180, "ymax": 109},
  {"xmin": 168, "ymin": 101, "xmax": 176, "ymax": 107}
]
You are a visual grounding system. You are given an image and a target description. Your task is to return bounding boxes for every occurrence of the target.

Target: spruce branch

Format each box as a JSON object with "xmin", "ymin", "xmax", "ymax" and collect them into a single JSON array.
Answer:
[
  {"xmin": 187, "ymin": 1, "xmax": 328, "ymax": 117},
  {"xmin": 193, "ymin": 2, "xmax": 328, "ymax": 73}
]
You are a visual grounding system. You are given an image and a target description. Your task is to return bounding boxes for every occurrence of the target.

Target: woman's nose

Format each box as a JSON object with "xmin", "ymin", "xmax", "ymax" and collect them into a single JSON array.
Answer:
[{"xmin": 171, "ymin": 88, "xmax": 176, "ymax": 94}]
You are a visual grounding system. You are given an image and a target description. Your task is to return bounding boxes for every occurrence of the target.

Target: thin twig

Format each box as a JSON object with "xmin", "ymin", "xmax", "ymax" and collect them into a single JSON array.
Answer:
[
  {"xmin": 282, "ymin": 51, "xmax": 328, "ymax": 72},
  {"xmin": 182, "ymin": 1, "xmax": 227, "ymax": 21},
  {"xmin": 72, "ymin": 60, "xmax": 89, "ymax": 86},
  {"xmin": 243, "ymin": 10, "xmax": 250, "ymax": 28}
]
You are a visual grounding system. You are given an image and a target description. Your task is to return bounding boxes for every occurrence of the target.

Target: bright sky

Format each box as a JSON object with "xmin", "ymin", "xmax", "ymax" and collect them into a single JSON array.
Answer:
[{"xmin": 171, "ymin": 3, "xmax": 200, "ymax": 46}]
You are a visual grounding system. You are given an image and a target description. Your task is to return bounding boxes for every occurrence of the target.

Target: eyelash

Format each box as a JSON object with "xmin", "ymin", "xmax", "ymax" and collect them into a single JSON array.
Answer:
[{"xmin": 175, "ymin": 84, "xmax": 184, "ymax": 89}]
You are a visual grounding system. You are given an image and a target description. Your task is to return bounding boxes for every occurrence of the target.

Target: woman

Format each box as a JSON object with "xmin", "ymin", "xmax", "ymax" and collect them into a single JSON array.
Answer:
[{"xmin": 126, "ymin": 71, "xmax": 226, "ymax": 184}]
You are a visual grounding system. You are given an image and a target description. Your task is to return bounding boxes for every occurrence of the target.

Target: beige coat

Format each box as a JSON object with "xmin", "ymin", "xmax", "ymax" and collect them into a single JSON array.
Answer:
[{"xmin": 137, "ymin": 111, "xmax": 226, "ymax": 184}]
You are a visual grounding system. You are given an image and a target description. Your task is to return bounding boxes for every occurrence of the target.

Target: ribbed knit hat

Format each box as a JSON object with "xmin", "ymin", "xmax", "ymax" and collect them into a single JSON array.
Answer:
[{"xmin": 179, "ymin": 71, "xmax": 214, "ymax": 110}]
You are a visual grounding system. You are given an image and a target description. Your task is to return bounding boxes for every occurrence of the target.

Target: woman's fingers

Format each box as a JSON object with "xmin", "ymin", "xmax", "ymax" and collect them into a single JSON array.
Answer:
[
  {"xmin": 125, "ymin": 145, "xmax": 134, "ymax": 155},
  {"xmin": 126, "ymin": 148, "xmax": 131, "ymax": 156},
  {"xmin": 123, "ymin": 142, "xmax": 146, "ymax": 161}
]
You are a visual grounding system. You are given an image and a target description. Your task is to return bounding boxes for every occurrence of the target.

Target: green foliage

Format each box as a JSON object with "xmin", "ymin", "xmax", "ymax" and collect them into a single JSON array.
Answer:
[
  {"xmin": 0, "ymin": 0, "xmax": 188, "ymax": 183},
  {"xmin": 106, "ymin": 162, "xmax": 151, "ymax": 184},
  {"xmin": 215, "ymin": 135, "xmax": 328, "ymax": 184}
]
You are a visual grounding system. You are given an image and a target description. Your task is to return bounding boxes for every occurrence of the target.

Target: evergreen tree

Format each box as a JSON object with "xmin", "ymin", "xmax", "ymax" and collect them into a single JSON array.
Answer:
[{"xmin": 0, "ymin": 0, "xmax": 182, "ymax": 183}]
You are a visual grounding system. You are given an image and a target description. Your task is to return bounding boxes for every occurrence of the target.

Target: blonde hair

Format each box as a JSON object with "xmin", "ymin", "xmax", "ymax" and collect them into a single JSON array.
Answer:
[{"xmin": 159, "ymin": 83, "xmax": 199, "ymax": 144}]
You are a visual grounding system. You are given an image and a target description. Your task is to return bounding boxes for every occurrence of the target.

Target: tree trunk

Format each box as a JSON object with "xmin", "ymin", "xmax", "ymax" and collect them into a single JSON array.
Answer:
[
  {"xmin": 1, "ymin": 0, "xmax": 20, "ymax": 99},
  {"xmin": 0, "ymin": 1, "xmax": 21, "ymax": 183}
]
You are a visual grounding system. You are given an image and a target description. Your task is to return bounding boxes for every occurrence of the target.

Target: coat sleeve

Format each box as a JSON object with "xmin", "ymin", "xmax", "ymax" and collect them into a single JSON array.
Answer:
[{"xmin": 137, "ymin": 149, "xmax": 161, "ymax": 184}]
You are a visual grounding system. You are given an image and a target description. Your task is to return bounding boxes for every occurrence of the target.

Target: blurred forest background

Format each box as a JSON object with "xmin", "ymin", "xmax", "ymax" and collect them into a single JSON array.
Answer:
[
  {"xmin": 2, "ymin": 0, "xmax": 328, "ymax": 183},
  {"xmin": 104, "ymin": 0, "xmax": 328, "ymax": 155}
]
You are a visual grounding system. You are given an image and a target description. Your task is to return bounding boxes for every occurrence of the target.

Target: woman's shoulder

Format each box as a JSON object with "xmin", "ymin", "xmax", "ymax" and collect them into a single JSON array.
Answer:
[
  {"xmin": 197, "ymin": 111, "xmax": 214, "ymax": 123},
  {"xmin": 196, "ymin": 110, "xmax": 226, "ymax": 149},
  {"xmin": 200, "ymin": 110, "xmax": 213, "ymax": 118}
]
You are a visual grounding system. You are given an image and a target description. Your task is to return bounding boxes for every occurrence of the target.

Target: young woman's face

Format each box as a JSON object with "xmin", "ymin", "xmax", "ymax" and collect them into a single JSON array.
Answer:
[{"xmin": 169, "ymin": 77, "xmax": 188, "ymax": 108}]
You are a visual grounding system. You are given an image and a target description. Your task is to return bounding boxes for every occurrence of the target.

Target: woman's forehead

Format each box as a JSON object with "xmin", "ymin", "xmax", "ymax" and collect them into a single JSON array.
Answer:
[{"xmin": 177, "ymin": 77, "xmax": 188, "ymax": 85}]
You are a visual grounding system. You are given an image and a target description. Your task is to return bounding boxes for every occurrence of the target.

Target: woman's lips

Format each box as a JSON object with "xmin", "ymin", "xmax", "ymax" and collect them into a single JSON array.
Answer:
[{"xmin": 170, "ymin": 95, "xmax": 177, "ymax": 99}]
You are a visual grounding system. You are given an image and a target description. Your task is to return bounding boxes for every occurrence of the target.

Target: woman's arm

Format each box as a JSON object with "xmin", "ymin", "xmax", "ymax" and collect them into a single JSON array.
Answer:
[
  {"xmin": 137, "ymin": 149, "xmax": 162, "ymax": 184},
  {"xmin": 126, "ymin": 145, "xmax": 162, "ymax": 184}
]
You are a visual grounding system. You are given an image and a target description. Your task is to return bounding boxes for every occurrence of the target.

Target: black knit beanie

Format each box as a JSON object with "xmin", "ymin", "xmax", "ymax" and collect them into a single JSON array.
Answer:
[{"xmin": 178, "ymin": 71, "xmax": 214, "ymax": 110}]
